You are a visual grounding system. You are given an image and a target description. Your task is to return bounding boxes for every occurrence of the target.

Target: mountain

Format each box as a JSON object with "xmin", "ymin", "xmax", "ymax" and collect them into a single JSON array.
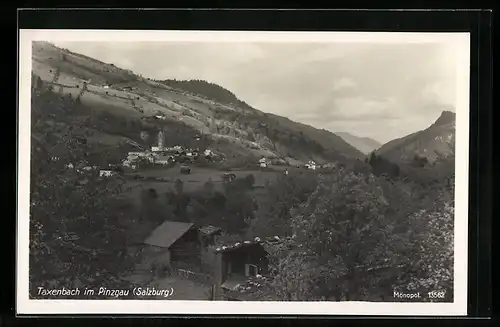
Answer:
[
  {"xmin": 376, "ymin": 111, "xmax": 456, "ymax": 163},
  {"xmin": 335, "ymin": 132, "xmax": 382, "ymax": 154},
  {"xmin": 31, "ymin": 41, "xmax": 364, "ymax": 165}
]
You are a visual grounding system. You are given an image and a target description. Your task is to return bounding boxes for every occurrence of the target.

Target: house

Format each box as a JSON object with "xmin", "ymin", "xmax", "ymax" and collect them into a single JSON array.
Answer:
[
  {"xmin": 155, "ymin": 155, "xmax": 174, "ymax": 165},
  {"xmin": 258, "ymin": 158, "xmax": 268, "ymax": 168},
  {"xmin": 305, "ymin": 160, "xmax": 317, "ymax": 170},
  {"xmin": 199, "ymin": 225, "xmax": 223, "ymax": 246},
  {"xmin": 180, "ymin": 165, "xmax": 191, "ymax": 174},
  {"xmin": 212, "ymin": 236, "xmax": 289, "ymax": 300},
  {"xmin": 128, "ymin": 151, "xmax": 147, "ymax": 157},
  {"xmin": 151, "ymin": 146, "xmax": 163, "ymax": 152},
  {"xmin": 142, "ymin": 221, "xmax": 201, "ymax": 269},
  {"xmin": 99, "ymin": 170, "xmax": 116, "ymax": 177},
  {"xmin": 127, "ymin": 154, "xmax": 139, "ymax": 161}
]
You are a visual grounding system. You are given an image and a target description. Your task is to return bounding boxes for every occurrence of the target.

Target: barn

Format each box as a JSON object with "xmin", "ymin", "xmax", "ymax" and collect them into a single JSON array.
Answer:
[{"xmin": 141, "ymin": 221, "xmax": 201, "ymax": 270}]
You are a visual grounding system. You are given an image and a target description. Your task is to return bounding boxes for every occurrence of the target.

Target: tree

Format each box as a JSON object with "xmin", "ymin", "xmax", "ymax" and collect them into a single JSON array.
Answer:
[
  {"xmin": 202, "ymin": 177, "xmax": 215, "ymax": 196},
  {"xmin": 243, "ymin": 173, "xmax": 256, "ymax": 188},
  {"xmin": 246, "ymin": 171, "xmax": 317, "ymax": 238},
  {"xmin": 29, "ymin": 87, "xmax": 136, "ymax": 298},
  {"xmin": 174, "ymin": 179, "xmax": 184, "ymax": 194},
  {"xmin": 265, "ymin": 168, "xmax": 452, "ymax": 301},
  {"xmin": 398, "ymin": 186, "xmax": 454, "ymax": 301}
]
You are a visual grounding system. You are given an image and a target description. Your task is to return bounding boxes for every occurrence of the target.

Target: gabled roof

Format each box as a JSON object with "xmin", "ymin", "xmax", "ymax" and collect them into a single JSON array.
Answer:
[
  {"xmin": 156, "ymin": 155, "xmax": 173, "ymax": 161},
  {"xmin": 144, "ymin": 221, "xmax": 195, "ymax": 248}
]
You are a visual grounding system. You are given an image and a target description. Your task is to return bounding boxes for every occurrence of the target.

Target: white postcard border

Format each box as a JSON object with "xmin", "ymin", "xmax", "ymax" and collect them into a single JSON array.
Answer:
[{"xmin": 17, "ymin": 29, "xmax": 470, "ymax": 316}]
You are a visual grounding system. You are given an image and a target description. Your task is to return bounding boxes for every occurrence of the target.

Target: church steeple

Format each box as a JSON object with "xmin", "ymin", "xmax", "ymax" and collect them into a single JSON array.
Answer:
[{"xmin": 158, "ymin": 130, "xmax": 165, "ymax": 149}]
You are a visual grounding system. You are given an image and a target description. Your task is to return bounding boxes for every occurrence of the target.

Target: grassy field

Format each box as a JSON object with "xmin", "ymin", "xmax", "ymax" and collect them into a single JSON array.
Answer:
[
  {"xmin": 120, "ymin": 166, "xmax": 283, "ymax": 203},
  {"xmin": 134, "ymin": 166, "xmax": 279, "ymax": 184}
]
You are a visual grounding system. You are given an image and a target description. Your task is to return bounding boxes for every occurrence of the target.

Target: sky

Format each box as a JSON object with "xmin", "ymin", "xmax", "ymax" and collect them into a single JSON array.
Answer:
[{"xmin": 55, "ymin": 40, "xmax": 460, "ymax": 144}]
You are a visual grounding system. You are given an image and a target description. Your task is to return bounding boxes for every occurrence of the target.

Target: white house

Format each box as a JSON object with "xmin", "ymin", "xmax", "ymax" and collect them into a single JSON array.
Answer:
[
  {"xmin": 305, "ymin": 160, "xmax": 317, "ymax": 170},
  {"xmin": 204, "ymin": 149, "xmax": 217, "ymax": 158},
  {"xmin": 151, "ymin": 146, "xmax": 162, "ymax": 152},
  {"xmin": 99, "ymin": 170, "xmax": 116, "ymax": 177},
  {"xmin": 128, "ymin": 151, "xmax": 147, "ymax": 157},
  {"xmin": 103, "ymin": 85, "xmax": 110, "ymax": 89},
  {"xmin": 155, "ymin": 156, "xmax": 174, "ymax": 165}
]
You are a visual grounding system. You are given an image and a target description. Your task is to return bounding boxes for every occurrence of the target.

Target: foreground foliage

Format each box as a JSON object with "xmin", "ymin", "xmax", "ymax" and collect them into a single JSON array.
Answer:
[{"xmin": 264, "ymin": 168, "xmax": 454, "ymax": 301}]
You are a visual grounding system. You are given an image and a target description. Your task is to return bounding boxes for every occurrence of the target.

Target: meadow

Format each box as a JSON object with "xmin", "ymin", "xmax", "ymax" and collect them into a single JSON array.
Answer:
[{"xmin": 121, "ymin": 166, "xmax": 282, "ymax": 200}]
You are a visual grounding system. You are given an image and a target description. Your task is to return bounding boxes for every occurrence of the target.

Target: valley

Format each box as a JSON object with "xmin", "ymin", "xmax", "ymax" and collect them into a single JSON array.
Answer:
[{"xmin": 28, "ymin": 40, "xmax": 456, "ymax": 303}]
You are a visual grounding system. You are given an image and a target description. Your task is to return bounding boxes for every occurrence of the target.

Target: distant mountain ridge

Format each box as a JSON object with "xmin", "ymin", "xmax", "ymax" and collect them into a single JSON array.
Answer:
[
  {"xmin": 336, "ymin": 132, "xmax": 382, "ymax": 154},
  {"xmin": 377, "ymin": 110, "xmax": 456, "ymax": 163},
  {"xmin": 31, "ymin": 41, "xmax": 364, "ymax": 165}
]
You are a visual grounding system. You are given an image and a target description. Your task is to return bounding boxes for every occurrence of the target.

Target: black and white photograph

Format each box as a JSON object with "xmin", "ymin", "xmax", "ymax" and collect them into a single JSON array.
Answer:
[{"xmin": 17, "ymin": 30, "xmax": 470, "ymax": 315}]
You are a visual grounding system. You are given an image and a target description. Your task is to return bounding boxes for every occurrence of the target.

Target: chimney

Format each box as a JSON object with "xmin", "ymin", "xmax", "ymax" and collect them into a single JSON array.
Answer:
[{"xmin": 213, "ymin": 250, "xmax": 223, "ymax": 300}]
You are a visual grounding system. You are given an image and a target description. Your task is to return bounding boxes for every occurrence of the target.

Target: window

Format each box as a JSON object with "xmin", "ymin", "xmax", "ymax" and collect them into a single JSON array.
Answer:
[{"xmin": 245, "ymin": 264, "xmax": 258, "ymax": 277}]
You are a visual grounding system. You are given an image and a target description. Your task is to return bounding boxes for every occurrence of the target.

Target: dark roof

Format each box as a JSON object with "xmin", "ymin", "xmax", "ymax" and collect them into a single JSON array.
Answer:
[
  {"xmin": 214, "ymin": 235, "xmax": 293, "ymax": 254},
  {"xmin": 199, "ymin": 225, "xmax": 222, "ymax": 236},
  {"xmin": 144, "ymin": 221, "xmax": 194, "ymax": 248}
]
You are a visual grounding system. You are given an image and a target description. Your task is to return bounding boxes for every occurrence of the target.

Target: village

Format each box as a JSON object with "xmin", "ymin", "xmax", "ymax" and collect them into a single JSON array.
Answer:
[
  {"xmin": 48, "ymin": 130, "xmax": 330, "ymax": 300},
  {"xmin": 60, "ymin": 129, "xmax": 326, "ymax": 181}
]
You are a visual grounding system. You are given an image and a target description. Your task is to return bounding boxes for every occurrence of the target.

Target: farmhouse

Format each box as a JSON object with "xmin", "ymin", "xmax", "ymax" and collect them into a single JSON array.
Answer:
[
  {"xmin": 128, "ymin": 151, "xmax": 147, "ymax": 157},
  {"xmin": 212, "ymin": 236, "xmax": 288, "ymax": 300},
  {"xmin": 199, "ymin": 225, "xmax": 222, "ymax": 246},
  {"xmin": 99, "ymin": 170, "xmax": 116, "ymax": 178},
  {"xmin": 142, "ymin": 221, "xmax": 201, "ymax": 270},
  {"xmin": 305, "ymin": 160, "xmax": 317, "ymax": 170},
  {"xmin": 258, "ymin": 157, "xmax": 268, "ymax": 168},
  {"xmin": 155, "ymin": 155, "xmax": 174, "ymax": 165},
  {"xmin": 127, "ymin": 154, "xmax": 139, "ymax": 161}
]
